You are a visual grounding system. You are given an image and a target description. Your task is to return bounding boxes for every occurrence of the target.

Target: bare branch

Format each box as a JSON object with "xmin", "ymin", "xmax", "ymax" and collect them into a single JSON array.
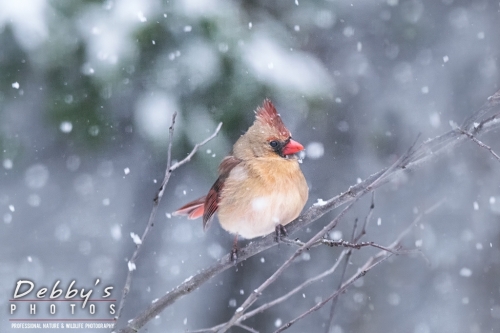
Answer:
[
  {"xmin": 188, "ymin": 324, "xmax": 224, "ymax": 333},
  {"xmin": 354, "ymin": 192, "xmax": 375, "ymax": 242},
  {"xmin": 325, "ymin": 197, "xmax": 374, "ymax": 333},
  {"xmin": 238, "ymin": 251, "xmax": 349, "ymax": 323},
  {"xmin": 279, "ymin": 196, "xmax": 443, "ymax": 333},
  {"xmin": 458, "ymin": 127, "xmax": 500, "ymax": 162},
  {"xmin": 170, "ymin": 122, "xmax": 223, "ymax": 172},
  {"xmin": 194, "ymin": 197, "xmax": 444, "ymax": 333},
  {"xmin": 114, "ymin": 112, "xmax": 177, "ymax": 324},
  {"xmin": 325, "ymin": 219, "xmax": 360, "ymax": 333},
  {"xmin": 280, "ymin": 237, "xmax": 409, "ymax": 255},
  {"xmin": 236, "ymin": 323, "xmax": 260, "ymax": 333},
  {"xmin": 273, "ymin": 253, "xmax": 392, "ymax": 333},
  {"xmin": 114, "ymin": 117, "xmax": 222, "ymax": 327},
  {"xmin": 115, "ymin": 90, "xmax": 500, "ymax": 333}
]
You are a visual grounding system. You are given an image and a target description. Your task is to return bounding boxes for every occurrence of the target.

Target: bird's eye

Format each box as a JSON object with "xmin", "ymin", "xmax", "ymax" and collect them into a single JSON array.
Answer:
[{"xmin": 269, "ymin": 140, "xmax": 279, "ymax": 148}]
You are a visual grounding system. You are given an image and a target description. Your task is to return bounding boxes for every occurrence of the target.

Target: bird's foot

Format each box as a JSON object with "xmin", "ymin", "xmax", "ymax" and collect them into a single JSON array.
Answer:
[
  {"xmin": 230, "ymin": 247, "xmax": 239, "ymax": 264},
  {"xmin": 230, "ymin": 235, "xmax": 239, "ymax": 264},
  {"xmin": 274, "ymin": 225, "xmax": 288, "ymax": 243}
]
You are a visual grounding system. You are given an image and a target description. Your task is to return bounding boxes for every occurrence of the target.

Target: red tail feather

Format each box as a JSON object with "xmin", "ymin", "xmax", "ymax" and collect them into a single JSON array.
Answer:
[{"xmin": 172, "ymin": 196, "xmax": 206, "ymax": 220}]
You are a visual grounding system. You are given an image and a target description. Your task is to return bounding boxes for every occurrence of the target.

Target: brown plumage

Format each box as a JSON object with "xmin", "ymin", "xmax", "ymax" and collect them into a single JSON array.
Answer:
[{"xmin": 173, "ymin": 99, "xmax": 308, "ymax": 239}]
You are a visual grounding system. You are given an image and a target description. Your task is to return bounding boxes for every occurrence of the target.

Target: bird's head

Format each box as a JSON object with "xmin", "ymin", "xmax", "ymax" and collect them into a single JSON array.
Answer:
[{"xmin": 233, "ymin": 99, "xmax": 304, "ymax": 160}]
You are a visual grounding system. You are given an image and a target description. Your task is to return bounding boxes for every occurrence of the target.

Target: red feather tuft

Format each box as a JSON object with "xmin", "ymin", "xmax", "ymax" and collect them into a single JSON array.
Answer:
[{"xmin": 255, "ymin": 99, "xmax": 290, "ymax": 137}]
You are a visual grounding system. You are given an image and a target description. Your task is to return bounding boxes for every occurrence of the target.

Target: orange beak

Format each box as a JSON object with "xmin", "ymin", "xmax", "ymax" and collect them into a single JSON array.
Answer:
[{"xmin": 282, "ymin": 139, "xmax": 304, "ymax": 156}]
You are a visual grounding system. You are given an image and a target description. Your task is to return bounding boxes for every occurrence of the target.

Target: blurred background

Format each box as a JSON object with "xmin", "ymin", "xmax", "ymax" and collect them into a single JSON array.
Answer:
[{"xmin": 1, "ymin": 0, "xmax": 500, "ymax": 332}]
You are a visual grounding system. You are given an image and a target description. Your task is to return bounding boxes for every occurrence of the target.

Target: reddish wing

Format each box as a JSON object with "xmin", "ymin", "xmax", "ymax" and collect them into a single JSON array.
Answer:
[{"xmin": 203, "ymin": 156, "xmax": 241, "ymax": 230}]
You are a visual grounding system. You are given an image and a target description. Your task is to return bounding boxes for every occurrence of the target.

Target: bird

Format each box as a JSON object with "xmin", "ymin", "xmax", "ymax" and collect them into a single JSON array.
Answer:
[{"xmin": 173, "ymin": 99, "xmax": 308, "ymax": 243}]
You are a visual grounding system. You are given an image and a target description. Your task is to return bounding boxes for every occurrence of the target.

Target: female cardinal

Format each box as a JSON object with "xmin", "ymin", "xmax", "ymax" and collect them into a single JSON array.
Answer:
[{"xmin": 173, "ymin": 99, "xmax": 308, "ymax": 240}]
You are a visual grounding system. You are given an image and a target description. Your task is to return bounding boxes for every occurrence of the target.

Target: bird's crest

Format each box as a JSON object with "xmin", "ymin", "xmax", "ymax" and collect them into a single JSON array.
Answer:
[{"xmin": 255, "ymin": 99, "xmax": 290, "ymax": 137}]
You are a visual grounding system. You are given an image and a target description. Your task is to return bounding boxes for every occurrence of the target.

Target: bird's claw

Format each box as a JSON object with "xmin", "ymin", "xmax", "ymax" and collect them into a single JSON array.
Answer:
[
  {"xmin": 230, "ymin": 247, "xmax": 238, "ymax": 264},
  {"xmin": 231, "ymin": 236, "xmax": 239, "ymax": 265},
  {"xmin": 274, "ymin": 225, "xmax": 288, "ymax": 243}
]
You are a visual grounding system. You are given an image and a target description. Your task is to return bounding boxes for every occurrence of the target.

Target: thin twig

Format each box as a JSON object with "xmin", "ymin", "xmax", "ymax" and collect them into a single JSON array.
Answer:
[
  {"xmin": 114, "ymin": 116, "xmax": 222, "ymax": 326},
  {"xmin": 113, "ymin": 112, "xmax": 177, "ymax": 324},
  {"xmin": 236, "ymin": 323, "xmax": 260, "ymax": 333},
  {"xmin": 273, "ymin": 252, "xmax": 392, "ymax": 333},
  {"xmin": 354, "ymin": 192, "xmax": 375, "ymax": 242},
  {"xmin": 458, "ymin": 128, "xmax": 500, "ymax": 162},
  {"xmin": 188, "ymin": 324, "xmax": 225, "ymax": 333},
  {"xmin": 279, "ymin": 196, "xmax": 442, "ymax": 333},
  {"xmin": 170, "ymin": 122, "xmax": 223, "ymax": 172},
  {"xmin": 281, "ymin": 237, "xmax": 408, "ymax": 255},
  {"xmin": 237, "ymin": 251, "xmax": 349, "ymax": 323},
  {"xmin": 324, "ymin": 238, "xmax": 352, "ymax": 333},
  {"xmin": 325, "ymin": 196, "xmax": 375, "ymax": 333}
]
